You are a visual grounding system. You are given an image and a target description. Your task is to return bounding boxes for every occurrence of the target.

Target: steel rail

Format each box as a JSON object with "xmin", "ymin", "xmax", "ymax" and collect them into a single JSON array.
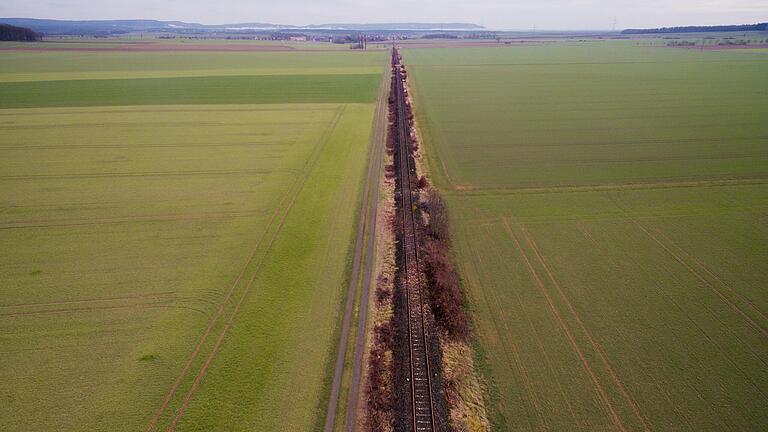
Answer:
[{"xmin": 392, "ymin": 47, "xmax": 436, "ymax": 432}]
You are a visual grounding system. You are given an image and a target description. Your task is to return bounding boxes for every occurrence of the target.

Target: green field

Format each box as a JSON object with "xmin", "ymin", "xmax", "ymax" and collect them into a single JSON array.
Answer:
[
  {"xmin": 0, "ymin": 38, "xmax": 355, "ymax": 51},
  {"xmin": 404, "ymin": 43, "xmax": 768, "ymax": 431},
  {"xmin": 0, "ymin": 48, "xmax": 386, "ymax": 430},
  {"xmin": 0, "ymin": 74, "xmax": 380, "ymax": 108},
  {"xmin": 732, "ymin": 48, "xmax": 768, "ymax": 54},
  {"xmin": 0, "ymin": 49, "xmax": 385, "ymax": 82}
]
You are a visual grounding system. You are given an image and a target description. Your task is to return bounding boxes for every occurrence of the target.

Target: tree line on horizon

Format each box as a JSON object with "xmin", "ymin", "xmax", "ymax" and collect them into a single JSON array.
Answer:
[
  {"xmin": 0, "ymin": 24, "xmax": 41, "ymax": 41},
  {"xmin": 623, "ymin": 22, "xmax": 767, "ymax": 34}
]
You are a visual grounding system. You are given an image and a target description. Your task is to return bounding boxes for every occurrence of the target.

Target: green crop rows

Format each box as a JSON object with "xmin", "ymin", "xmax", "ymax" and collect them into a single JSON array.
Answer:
[
  {"xmin": 0, "ymin": 48, "xmax": 386, "ymax": 431},
  {"xmin": 404, "ymin": 42, "xmax": 768, "ymax": 431}
]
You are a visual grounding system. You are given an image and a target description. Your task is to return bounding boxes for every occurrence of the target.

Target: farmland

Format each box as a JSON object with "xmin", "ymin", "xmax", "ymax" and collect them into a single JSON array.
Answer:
[
  {"xmin": 0, "ymin": 47, "xmax": 387, "ymax": 430},
  {"xmin": 403, "ymin": 42, "xmax": 768, "ymax": 431}
]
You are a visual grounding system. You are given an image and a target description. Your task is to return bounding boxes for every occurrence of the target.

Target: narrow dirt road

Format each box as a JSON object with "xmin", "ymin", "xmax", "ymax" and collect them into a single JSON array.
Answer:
[{"xmin": 323, "ymin": 64, "xmax": 391, "ymax": 432}]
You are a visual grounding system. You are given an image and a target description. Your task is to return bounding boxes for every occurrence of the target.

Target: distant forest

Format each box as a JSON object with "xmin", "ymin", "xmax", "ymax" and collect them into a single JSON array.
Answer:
[
  {"xmin": 623, "ymin": 23, "xmax": 767, "ymax": 34},
  {"xmin": 0, "ymin": 24, "xmax": 40, "ymax": 41}
]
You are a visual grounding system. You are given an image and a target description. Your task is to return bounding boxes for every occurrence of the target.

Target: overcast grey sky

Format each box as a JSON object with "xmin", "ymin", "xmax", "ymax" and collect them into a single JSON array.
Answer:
[{"xmin": 1, "ymin": 0, "xmax": 766, "ymax": 30}]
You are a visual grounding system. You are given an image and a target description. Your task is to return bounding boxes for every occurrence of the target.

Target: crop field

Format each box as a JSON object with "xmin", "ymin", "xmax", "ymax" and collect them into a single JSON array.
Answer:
[
  {"xmin": 0, "ymin": 48, "xmax": 387, "ymax": 430},
  {"xmin": 403, "ymin": 43, "xmax": 768, "ymax": 431},
  {"xmin": 733, "ymin": 48, "xmax": 768, "ymax": 54},
  {"xmin": 0, "ymin": 38, "xmax": 356, "ymax": 52},
  {"xmin": 0, "ymin": 49, "xmax": 385, "ymax": 82}
]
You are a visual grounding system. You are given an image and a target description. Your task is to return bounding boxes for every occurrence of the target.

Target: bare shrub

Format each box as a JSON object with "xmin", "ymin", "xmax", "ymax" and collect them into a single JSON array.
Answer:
[
  {"xmin": 375, "ymin": 275, "xmax": 391, "ymax": 304},
  {"xmin": 365, "ymin": 336, "xmax": 393, "ymax": 431},
  {"xmin": 424, "ymin": 189, "xmax": 450, "ymax": 241},
  {"xmin": 423, "ymin": 238, "xmax": 471, "ymax": 341}
]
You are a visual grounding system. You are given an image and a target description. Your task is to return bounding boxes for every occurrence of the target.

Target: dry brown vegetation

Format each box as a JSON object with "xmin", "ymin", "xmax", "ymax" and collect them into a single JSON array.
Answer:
[
  {"xmin": 362, "ymin": 216, "xmax": 398, "ymax": 432},
  {"xmin": 363, "ymin": 219, "xmax": 397, "ymax": 432},
  {"xmin": 442, "ymin": 342, "xmax": 491, "ymax": 432},
  {"xmin": 422, "ymin": 190, "xmax": 470, "ymax": 340},
  {"xmin": 362, "ymin": 76, "xmax": 399, "ymax": 432},
  {"xmin": 423, "ymin": 236, "xmax": 471, "ymax": 341}
]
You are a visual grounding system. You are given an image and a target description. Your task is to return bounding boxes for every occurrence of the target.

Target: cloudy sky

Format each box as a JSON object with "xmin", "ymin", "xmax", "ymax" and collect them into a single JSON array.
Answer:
[{"xmin": 1, "ymin": 0, "xmax": 766, "ymax": 30}]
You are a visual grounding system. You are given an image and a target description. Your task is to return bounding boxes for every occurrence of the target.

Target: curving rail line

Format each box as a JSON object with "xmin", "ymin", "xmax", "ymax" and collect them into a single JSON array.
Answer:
[{"xmin": 392, "ymin": 47, "xmax": 437, "ymax": 432}]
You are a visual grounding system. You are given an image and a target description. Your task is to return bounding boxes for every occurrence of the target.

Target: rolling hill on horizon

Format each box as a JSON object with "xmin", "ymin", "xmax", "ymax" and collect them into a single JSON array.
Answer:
[{"xmin": 0, "ymin": 18, "xmax": 485, "ymax": 35}]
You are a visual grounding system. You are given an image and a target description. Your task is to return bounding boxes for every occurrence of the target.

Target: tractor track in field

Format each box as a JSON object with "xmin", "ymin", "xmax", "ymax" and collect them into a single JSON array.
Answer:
[
  {"xmin": 0, "ymin": 292, "xmax": 176, "ymax": 309},
  {"xmin": 0, "ymin": 303, "xmax": 209, "ymax": 318},
  {"xmin": 634, "ymin": 223, "xmax": 768, "ymax": 403},
  {"xmin": 145, "ymin": 106, "xmax": 345, "ymax": 432},
  {"xmin": 0, "ymin": 168, "xmax": 272, "ymax": 181},
  {"xmin": 444, "ymin": 176, "xmax": 768, "ymax": 196},
  {"xmin": 470, "ymin": 224, "xmax": 564, "ymax": 430},
  {"xmin": 0, "ymin": 210, "xmax": 268, "ymax": 230},
  {"xmin": 653, "ymin": 229, "xmax": 768, "ymax": 324},
  {"xmin": 636, "ymin": 222, "xmax": 768, "ymax": 338},
  {"xmin": 501, "ymin": 218, "xmax": 627, "ymax": 432},
  {"xmin": 0, "ymin": 292, "xmax": 207, "ymax": 317},
  {"xmin": 519, "ymin": 224, "xmax": 652, "ymax": 431}
]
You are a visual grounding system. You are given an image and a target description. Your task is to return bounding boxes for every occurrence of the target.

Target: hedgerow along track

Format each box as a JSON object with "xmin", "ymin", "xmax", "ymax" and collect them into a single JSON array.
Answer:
[{"xmin": 392, "ymin": 47, "xmax": 439, "ymax": 432}]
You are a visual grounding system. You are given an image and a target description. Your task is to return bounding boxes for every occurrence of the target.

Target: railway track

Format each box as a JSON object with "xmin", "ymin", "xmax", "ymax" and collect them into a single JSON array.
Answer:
[{"xmin": 392, "ymin": 48, "xmax": 437, "ymax": 432}]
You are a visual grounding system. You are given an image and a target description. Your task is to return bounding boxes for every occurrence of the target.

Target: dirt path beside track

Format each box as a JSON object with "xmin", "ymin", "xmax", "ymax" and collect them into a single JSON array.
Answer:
[{"xmin": 323, "ymin": 64, "xmax": 390, "ymax": 432}]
